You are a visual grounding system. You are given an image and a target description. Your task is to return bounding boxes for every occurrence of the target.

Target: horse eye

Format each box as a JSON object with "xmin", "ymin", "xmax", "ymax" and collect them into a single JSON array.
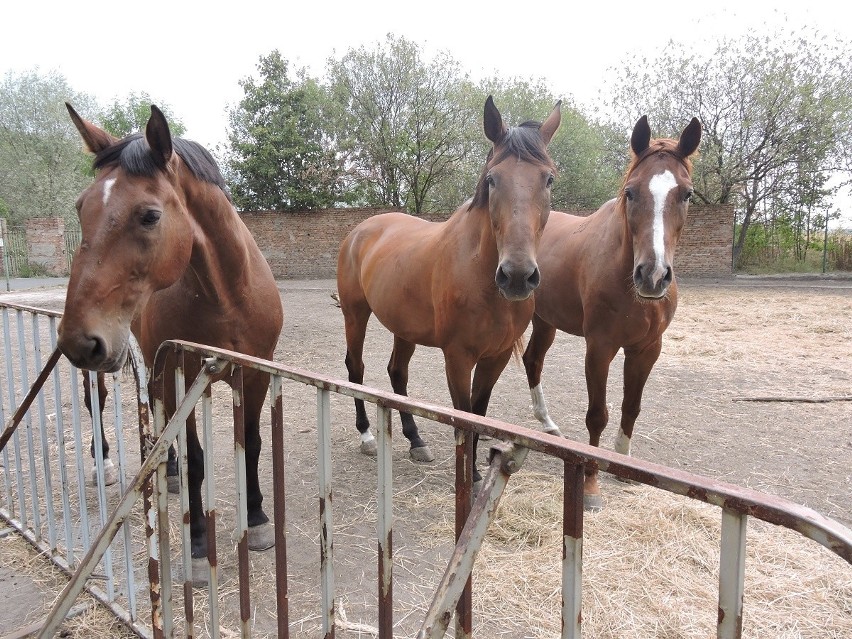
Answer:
[
  {"xmin": 684, "ymin": 190, "xmax": 694, "ymax": 203},
  {"xmin": 141, "ymin": 210, "xmax": 161, "ymax": 228},
  {"xmin": 546, "ymin": 174, "xmax": 554, "ymax": 188},
  {"xmin": 485, "ymin": 173, "xmax": 495, "ymax": 187},
  {"xmin": 624, "ymin": 187, "xmax": 634, "ymax": 201}
]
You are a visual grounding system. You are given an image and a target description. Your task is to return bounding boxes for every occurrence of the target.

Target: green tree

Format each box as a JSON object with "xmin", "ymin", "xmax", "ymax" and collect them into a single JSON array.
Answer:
[
  {"xmin": 475, "ymin": 75, "xmax": 623, "ymax": 211},
  {"xmin": 100, "ymin": 92, "xmax": 186, "ymax": 138},
  {"xmin": 224, "ymin": 50, "xmax": 346, "ymax": 211},
  {"xmin": 602, "ymin": 26, "xmax": 852, "ymax": 267},
  {"xmin": 0, "ymin": 68, "xmax": 96, "ymax": 224},
  {"xmin": 326, "ymin": 34, "xmax": 475, "ymax": 214}
]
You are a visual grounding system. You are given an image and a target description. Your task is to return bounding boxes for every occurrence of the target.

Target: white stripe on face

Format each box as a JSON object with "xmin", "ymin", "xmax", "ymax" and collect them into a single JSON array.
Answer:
[
  {"xmin": 649, "ymin": 170, "xmax": 677, "ymax": 265},
  {"xmin": 102, "ymin": 177, "xmax": 117, "ymax": 206}
]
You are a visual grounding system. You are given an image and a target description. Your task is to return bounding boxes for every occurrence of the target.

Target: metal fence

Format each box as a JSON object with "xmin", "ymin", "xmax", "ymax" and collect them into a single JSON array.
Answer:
[{"xmin": 1, "ymin": 301, "xmax": 851, "ymax": 638}]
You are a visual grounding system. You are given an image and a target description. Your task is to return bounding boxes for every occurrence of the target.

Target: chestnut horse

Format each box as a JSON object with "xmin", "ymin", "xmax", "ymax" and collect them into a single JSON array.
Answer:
[
  {"xmin": 58, "ymin": 104, "xmax": 283, "ymax": 575},
  {"xmin": 522, "ymin": 115, "xmax": 701, "ymax": 509},
  {"xmin": 338, "ymin": 96, "xmax": 561, "ymax": 482}
]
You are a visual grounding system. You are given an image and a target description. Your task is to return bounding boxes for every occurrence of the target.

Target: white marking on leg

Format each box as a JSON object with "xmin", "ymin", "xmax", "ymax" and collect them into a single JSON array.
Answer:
[
  {"xmin": 102, "ymin": 177, "xmax": 117, "ymax": 206},
  {"xmin": 360, "ymin": 431, "xmax": 375, "ymax": 445},
  {"xmin": 614, "ymin": 428, "xmax": 631, "ymax": 456},
  {"xmin": 649, "ymin": 170, "xmax": 677, "ymax": 271},
  {"xmin": 531, "ymin": 384, "xmax": 563, "ymax": 436}
]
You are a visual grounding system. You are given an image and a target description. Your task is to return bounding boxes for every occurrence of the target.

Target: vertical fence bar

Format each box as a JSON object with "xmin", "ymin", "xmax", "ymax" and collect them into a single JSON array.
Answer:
[
  {"xmin": 317, "ymin": 387, "xmax": 335, "ymax": 638},
  {"xmin": 454, "ymin": 428, "xmax": 473, "ymax": 639},
  {"xmin": 32, "ymin": 314, "xmax": 58, "ymax": 549},
  {"xmin": 13, "ymin": 310, "xmax": 32, "ymax": 530},
  {"xmin": 111, "ymin": 373, "xmax": 138, "ymax": 618},
  {"xmin": 201, "ymin": 382, "xmax": 220, "ymax": 638},
  {"xmin": 6, "ymin": 311, "xmax": 28, "ymax": 529},
  {"xmin": 562, "ymin": 462, "xmax": 584, "ymax": 639},
  {"xmin": 232, "ymin": 365, "xmax": 252, "ymax": 638},
  {"xmin": 1, "ymin": 308, "xmax": 17, "ymax": 517},
  {"xmin": 269, "ymin": 375, "xmax": 290, "ymax": 639},
  {"xmin": 153, "ymin": 360, "xmax": 174, "ymax": 639},
  {"xmin": 88, "ymin": 371, "xmax": 116, "ymax": 600},
  {"xmin": 69, "ymin": 366, "xmax": 92, "ymax": 555},
  {"xmin": 718, "ymin": 509, "xmax": 747, "ymax": 639},
  {"xmin": 376, "ymin": 404, "xmax": 393, "ymax": 638},
  {"xmin": 48, "ymin": 318, "xmax": 75, "ymax": 564},
  {"xmin": 175, "ymin": 351, "xmax": 195, "ymax": 636}
]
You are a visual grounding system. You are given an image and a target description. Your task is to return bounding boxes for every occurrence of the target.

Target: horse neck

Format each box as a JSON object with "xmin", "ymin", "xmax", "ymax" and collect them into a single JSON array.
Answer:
[
  {"xmin": 179, "ymin": 175, "xmax": 254, "ymax": 300},
  {"xmin": 452, "ymin": 202, "xmax": 500, "ymax": 268}
]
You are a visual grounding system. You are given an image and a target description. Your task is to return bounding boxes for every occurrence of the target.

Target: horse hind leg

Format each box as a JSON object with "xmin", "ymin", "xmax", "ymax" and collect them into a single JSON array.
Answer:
[
  {"xmin": 84, "ymin": 370, "xmax": 118, "ymax": 486},
  {"xmin": 388, "ymin": 336, "xmax": 434, "ymax": 462},
  {"xmin": 522, "ymin": 316, "xmax": 563, "ymax": 436},
  {"xmin": 342, "ymin": 300, "xmax": 374, "ymax": 455}
]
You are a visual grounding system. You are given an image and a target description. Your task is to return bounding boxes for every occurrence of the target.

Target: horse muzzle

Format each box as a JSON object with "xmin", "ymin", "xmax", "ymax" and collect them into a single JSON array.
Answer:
[
  {"xmin": 633, "ymin": 261, "xmax": 673, "ymax": 299},
  {"xmin": 495, "ymin": 260, "xmax": 541, "ymax": 301},
  {"xmin": 58, "ymin": 324, "xmax": 129, "ymax": 373}
]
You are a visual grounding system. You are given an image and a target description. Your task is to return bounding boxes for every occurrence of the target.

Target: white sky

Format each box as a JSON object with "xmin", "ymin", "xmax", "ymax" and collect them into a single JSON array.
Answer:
[{"xmin": 3, "ymin": 1, "xmax": 851, "ymax": 224}]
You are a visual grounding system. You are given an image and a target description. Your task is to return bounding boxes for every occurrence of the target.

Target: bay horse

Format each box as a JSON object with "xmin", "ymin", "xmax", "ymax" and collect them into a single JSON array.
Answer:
[
  {"xmin": 522, "ymin": 115, "xmax": 701, "ymax": 510},
  {"xmin": 58, "ymin": 104, "xmax": 284, "ymax": 575},
  {"xmin": 337, "ymin": 95, "xmax": 561, "ymax": 482}
]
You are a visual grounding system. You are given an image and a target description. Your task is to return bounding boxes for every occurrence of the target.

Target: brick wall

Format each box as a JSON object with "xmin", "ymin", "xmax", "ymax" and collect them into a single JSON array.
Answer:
[
  {"xmin": 25, "ymin": 217, "xmax": 67, "ymax": 276},
  {"xmin": 241, "ymin": 204, "xmax": 734, "ymax": 279}
]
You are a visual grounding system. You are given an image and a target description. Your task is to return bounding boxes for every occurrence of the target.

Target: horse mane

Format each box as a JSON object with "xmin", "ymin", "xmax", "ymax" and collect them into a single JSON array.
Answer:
[
  {"xmin": 92, "ymin": 134, "xmax": 231, "ymax": 200},
  {"xmin": 617, "ymin": 137, "xmax": 694, "ymax": 205},
  {"xmin": 469, "ymin": 121, "xmax": 558, "ymax": 210}
]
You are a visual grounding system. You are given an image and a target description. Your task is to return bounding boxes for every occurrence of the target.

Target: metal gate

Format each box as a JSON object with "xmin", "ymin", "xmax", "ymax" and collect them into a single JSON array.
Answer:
[{"xmin": 2, "ymin": 301, "xmax": 852, "ymax": 638}]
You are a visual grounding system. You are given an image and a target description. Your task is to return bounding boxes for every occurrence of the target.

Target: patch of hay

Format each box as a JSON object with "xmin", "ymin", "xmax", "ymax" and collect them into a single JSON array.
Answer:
[{"xmin": 412, "ymin": 472, "xmax": 852, "ymax": 639}]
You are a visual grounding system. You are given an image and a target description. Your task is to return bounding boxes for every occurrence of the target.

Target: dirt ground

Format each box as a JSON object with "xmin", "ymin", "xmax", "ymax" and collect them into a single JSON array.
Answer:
[{"xmin": 1, "ymin": 274, "xmax": 850, "ymax": 637}]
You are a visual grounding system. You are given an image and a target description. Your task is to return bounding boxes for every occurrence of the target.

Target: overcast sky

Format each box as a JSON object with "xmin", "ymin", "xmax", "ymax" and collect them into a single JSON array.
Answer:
[{"xmin": 3, "ymin": 1, "xmax": 851, "ymax": 223}]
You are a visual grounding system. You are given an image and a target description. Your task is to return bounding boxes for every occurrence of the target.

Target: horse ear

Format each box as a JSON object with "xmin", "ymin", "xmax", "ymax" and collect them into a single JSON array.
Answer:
[
  {"xmin": 539, "ymin": 100, "xmax": 562, "ymax": 145},
  {"xmin": 483, "ymin": 95, "xmax": 507, "ymax": 144},
  {"xmin": 66, "ymin": 102, "xmax": 118, "ymax": 154},
  {"xmin": 630, "ymin": 115, "xmax": 651, "ymax": 155},
  {"xmin": 678, "ymin": 117, "xmax": 702, "ymax": 158},
  {"xmin": 145, "ymin": 105, "xmax": 173, "ymax": 167}
]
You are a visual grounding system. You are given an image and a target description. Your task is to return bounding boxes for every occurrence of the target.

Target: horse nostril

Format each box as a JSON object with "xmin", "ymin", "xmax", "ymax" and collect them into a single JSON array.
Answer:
[
  {"xmin": 87, "ymin": 335, "xmax": 107, "ymax": 361},
  {"xmin": 495, "ymin": 265, "xmax": 510, "ymax": 290},
  {"xmin": 663, "ymin": 266, "xmax": 673, "ymax": 284},
  {"xmin": 527, "ymin": 266, "xmax": 541, "ymax": 289}
]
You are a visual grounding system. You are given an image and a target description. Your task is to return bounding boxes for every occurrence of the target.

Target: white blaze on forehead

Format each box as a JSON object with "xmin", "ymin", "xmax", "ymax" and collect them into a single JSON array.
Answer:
[
  {"xmin": 649, "ymin": 170, "xmax": 677, "ymax": 264},
  {"xmin": 101, "ymin": 177, "xmax": 117, "ymax": 206}
]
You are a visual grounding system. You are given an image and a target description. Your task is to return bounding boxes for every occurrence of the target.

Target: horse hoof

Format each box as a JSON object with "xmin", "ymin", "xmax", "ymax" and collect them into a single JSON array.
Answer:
[
  {"xmin": 89, "ymin": 459, "xmax": 119, "ymax": 487},
  {"xmin": 543, "ymin": 426, "xmax": 564, "ymax": 437},
  {"xmin": 409, "ymin": 445, "xmax": 434, "ymax": 463},
  {"xmin": 167, "ymin": 475, "xmax": 181, "ymax": 494},
  {"xmin": 191, "ymin": 557, "xmax": 210, "ymax": 587},
  {"xmin": 247, "ymin": 522, "xmax": 275, "ymax": 551},
  {"xmin": 360, "ymin": 440, "xmax": 377, "ymax": 456},
  {"xmin": 583, "ymin": 494, "xmax": 604, "ymax": 512}
]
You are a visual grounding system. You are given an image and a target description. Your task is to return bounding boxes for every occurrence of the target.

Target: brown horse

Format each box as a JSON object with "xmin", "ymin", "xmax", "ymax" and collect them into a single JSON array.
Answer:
[
  {"xmin": 58, "ymin": 104, "xmax": 284, "ymax": 573},
  {"xmin": 522, "ymin": 115, "xmax": 701, "ymax": 509},
  {"xmin": 338, "ymin": 95, "xmax": 561, "ymax": 482}
]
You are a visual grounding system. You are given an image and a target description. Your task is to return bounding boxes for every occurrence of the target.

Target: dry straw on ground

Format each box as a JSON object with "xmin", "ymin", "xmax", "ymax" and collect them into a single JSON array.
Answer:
[{"xmin": 408, "ymin": 471, "xmax": 852, "ymax": 639}]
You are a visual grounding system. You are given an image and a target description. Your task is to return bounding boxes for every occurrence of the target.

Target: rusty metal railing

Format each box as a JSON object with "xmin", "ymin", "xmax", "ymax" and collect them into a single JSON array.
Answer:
[{"xmin": 3, "ymin": 324, "xmax": 851, "ymax": 638}]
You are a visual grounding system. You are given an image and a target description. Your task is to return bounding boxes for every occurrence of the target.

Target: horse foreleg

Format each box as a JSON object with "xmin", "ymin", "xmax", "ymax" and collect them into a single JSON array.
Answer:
[
  {"xmin": 444, "ymin": 352, "xmax": 477, "ymax": 481},
  {"xmin": 243, "ymin": 372, "xmax": 275, "ymax": 551},
  {"xmin": 342, "ymin": 303, "xmax": 373, "ymax": 454},
  {"xmin": 83, "ymin": 370, "xmax": 118, "ymax": 486},
  {"xmin": 470, "ymin": 348, "xmax": 515, "ymax": 481},
  {"xmin": 388, "ymin": 336, "xmax": 434, "ymax": 462},
  {"xmin": 583, "ymin": 340, "xmax": 618, "ymax": 511},
  {"xmin": 522, "ymin": 316, "xmax": 562, "ymax": 435},
  {"xmin": 184, "ymin": 409, "xmax": 207, "ymax": 560},
  {"xmin": 618, "ymin": 340, "xmax": 662, "ymax": 457}
]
